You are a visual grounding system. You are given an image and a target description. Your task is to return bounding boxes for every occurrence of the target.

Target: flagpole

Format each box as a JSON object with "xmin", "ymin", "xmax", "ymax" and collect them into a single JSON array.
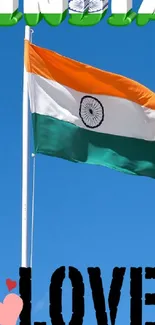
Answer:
[
  {"xmin": 19, "ymin": 25, "xmax": 32, "ymax": 325},
  {"xmin": 21, "ymin": 25, "xmax": 31, "ymax": 268}
]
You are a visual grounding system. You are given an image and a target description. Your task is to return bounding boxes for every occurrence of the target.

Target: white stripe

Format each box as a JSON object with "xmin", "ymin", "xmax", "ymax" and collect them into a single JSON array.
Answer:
[
  {"xmin": 28, "ymin": 73, "xmax": 155, "ymax": 141},
  {"xmin": 24, "ymin": 0, "xmax": 68, "ymax": 14}
]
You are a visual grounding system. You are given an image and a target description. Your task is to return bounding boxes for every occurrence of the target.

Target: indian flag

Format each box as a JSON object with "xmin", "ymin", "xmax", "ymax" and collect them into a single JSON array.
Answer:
[{"xmin": 25, "ymin": 40, "xmax": 155, "ymax": 178}]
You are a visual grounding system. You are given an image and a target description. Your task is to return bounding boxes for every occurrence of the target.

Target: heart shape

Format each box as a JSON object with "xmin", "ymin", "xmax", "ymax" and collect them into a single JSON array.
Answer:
[
  {"xmin": 0, "ymin": 293, "xmax": 23, "ymax": 325},
  {"xmin": 6, "ymin": 279, "xmax": 17, "ymax": 291}
]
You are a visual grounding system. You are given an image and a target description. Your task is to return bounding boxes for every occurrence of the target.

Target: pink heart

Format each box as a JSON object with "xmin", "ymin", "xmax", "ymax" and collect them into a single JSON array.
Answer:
[{"xmin": 0, "ymin": 293, "xmax": 23, "ymax": 325}]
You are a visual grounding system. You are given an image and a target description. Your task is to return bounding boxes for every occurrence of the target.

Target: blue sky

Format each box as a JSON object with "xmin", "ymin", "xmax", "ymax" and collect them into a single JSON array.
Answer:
[{"xmin": 0, "ymin": 0, "xmax": 155, "ymax": 324}]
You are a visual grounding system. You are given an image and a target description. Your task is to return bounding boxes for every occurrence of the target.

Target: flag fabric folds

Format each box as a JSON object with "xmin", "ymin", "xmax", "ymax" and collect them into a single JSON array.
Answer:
[{"xmin": 25, "ymin": 40, "xmax": 155, "ymax": 178}]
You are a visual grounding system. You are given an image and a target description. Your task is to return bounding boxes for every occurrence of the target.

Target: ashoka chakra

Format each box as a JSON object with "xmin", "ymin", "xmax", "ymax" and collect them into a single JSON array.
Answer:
[{"xmin": 79, "ymin": 96, "xmax": 104, "ymax": 129}]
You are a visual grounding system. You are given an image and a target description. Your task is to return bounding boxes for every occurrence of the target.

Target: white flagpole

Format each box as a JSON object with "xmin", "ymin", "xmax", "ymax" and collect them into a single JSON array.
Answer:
[{"xmin": 21, "ymin": 25, "xmax": 31, "ymax": 268}]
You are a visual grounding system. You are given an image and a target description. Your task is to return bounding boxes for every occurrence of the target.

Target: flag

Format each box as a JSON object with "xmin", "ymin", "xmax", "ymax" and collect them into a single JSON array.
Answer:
[{"xmin": 25, "ymin": 40, "xmax": 155, "ymax": 178}]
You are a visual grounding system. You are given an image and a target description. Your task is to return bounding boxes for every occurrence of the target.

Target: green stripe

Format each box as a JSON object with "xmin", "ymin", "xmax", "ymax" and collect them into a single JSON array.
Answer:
[{"xmin": 32, "ymin": 113, "xmax": 155, "ymax": 178}]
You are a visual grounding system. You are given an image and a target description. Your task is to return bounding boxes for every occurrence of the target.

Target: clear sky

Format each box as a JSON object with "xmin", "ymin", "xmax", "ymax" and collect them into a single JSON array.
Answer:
[{"xmin": 0, "ymin": 0, "xmax": 155, "ymax": 324}]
